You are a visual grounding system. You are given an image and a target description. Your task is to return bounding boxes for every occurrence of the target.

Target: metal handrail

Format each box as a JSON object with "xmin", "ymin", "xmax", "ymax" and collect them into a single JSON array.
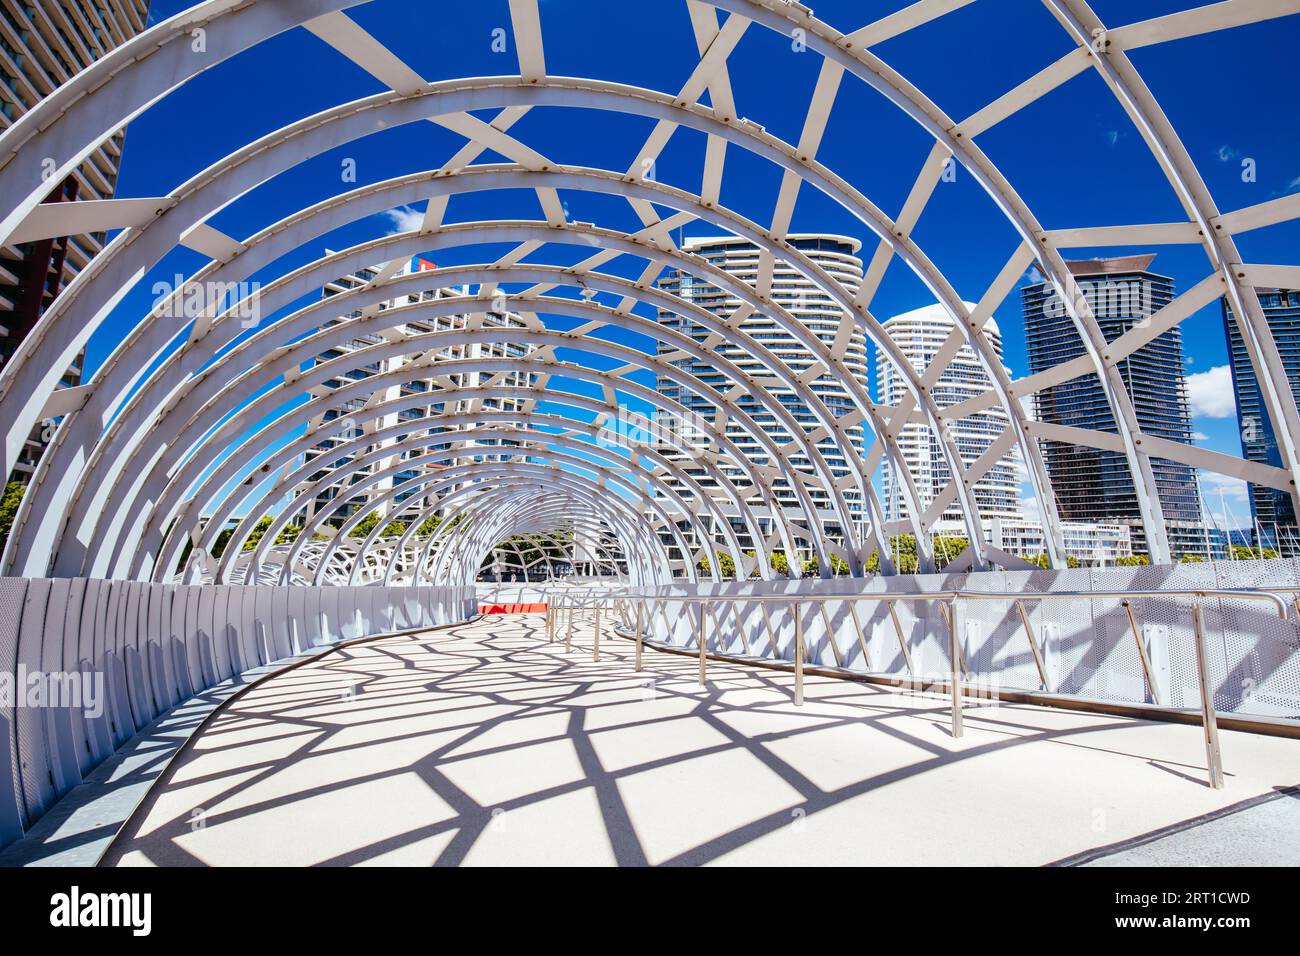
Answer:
[{"xmin": 541, "ymin": 585, "xmax": 1297, "ymax": 789}]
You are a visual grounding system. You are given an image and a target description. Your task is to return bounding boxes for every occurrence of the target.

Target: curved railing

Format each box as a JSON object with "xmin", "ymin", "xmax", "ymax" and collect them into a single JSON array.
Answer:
[{"xmin": 548, "ymin": 574, "xmax": 1300, "ymax": 789}]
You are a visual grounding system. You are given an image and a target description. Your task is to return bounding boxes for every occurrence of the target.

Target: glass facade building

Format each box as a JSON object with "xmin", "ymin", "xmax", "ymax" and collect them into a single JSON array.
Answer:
[
  {"xmin": 877, "ymin": 303, "xmax": 1023, "ymax": 524},
  {"xmin": 1021, "ymin": 255, "xmax": 1208, "ymax": 558},
  {"xmin": 654, "ymin": 234, "xmax": 868, "ymax": 560},
  {"xmin": 304, "ymin": 258, "xmax": 535, "ymax": 522},
  {"xmin": 1222, "ymin": 288, "xmax": 1300, "ymax": 555}
]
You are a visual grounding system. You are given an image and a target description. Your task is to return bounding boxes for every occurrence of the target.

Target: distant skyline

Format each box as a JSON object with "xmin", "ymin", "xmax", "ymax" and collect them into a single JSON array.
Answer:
[{"xmin": 85, "ymin": 0, "xmax": 1300, "ymax": 528}]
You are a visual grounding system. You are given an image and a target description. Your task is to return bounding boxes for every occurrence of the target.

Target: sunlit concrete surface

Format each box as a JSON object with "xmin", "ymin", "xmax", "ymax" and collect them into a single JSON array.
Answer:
[{"xmin": 103, "ymin": 615, "xmax": 1300, "ymax": 867}]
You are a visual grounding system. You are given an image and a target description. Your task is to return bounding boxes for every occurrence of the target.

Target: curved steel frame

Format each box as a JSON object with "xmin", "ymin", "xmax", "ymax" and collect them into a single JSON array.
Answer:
[{"xmin": 1, "ymin": 0, "xmax": 1296, "ymax": 586}]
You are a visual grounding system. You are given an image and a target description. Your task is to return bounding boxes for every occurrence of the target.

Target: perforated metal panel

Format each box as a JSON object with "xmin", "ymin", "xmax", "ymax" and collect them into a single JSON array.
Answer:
[
  {"xmin": 192, "ymin": 582, "xmax": 215, "ymax": 686},
  {"xmin": 252, "ymin": 586, "xmax": 272, "ymax": 666},
  {"xmin": 859, "ymin": 600, "xmax": 905, "ymax": 674},
  {"xmin": 171, "ymin": 586, "xmax": 193, "ymax": 700},
  {"xmin": 81, "ymin": 579, "xmax": 114, "ymax": 766},
  {"xmin": 399, "ymin": 589, "xmax": 420, "ymax": 631},
  {"xmin": 270, "ymin": 586, "xmax": 291, "ymax": 660},
  {"xmin": 226, "ymin": 587, "xmax": 246, "ymax": 674},
  {"xmin": 179, "ymin": 585, "xmax": 202, "ymax": 697},
  {"xmin": 15, "ymin": 579, "xmax": 53, "ymax": 825},
  {"xmin": 122, "ymin": 581, "xmax": 150, "ymax": 729},
  {"xmin": 1097, "ymin": 563, "xmax": 1210, "ymax": 708},
  {"xmin": 1213, "ymin": 560, "xmax": 1300, "ymax": 718},
  {"xmin": 104, "ymin": 580, "xmax": 133, "ymax": 749},
  {"xmin": 210, "ymin": 585, "xmax": 233, "ymax": 680},
  {"xmin": 341, "ymin": 587, "xmax": 365, "ymax": 640},
  {"xmin": 239, "ymin": 585, "xmax": 259, "ymax": 671},
  {"xmin": 63, "ymin": 578, "xmax": 93, "ymax": 777},
  {"xmin": 322, "ymin": 585, "xmax": 343, "ymax": 644},
  {"xmin": 39, "ymin": 578, "xmax": 79, "ymax": 799},
  {"xmin": 287, "ymin": 585, "xmax": 308, "ymax": 653},
  {"xmin": 423, "ymin": 587, "xmax": 438, "ymax": 627},
  {"xmin": 887, "ymin": 593, "xmax": 948, "ymax": 679},
  {"xmin": 0, "ymin": 578, "xmax": 29, "ymax": 845},
  {"xmin": 626, "ymin": 563, "xmax": 1300, "ymax": 719},
  {"xmin": 143, "ymin": 583, "xmax": 165, "ymax": 717}
]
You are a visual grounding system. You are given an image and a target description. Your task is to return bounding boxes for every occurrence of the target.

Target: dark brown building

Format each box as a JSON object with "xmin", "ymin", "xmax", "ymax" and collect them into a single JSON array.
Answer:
[{"xmin": 0, "ymin": 0, "xmax": 152, "ymax": 480}]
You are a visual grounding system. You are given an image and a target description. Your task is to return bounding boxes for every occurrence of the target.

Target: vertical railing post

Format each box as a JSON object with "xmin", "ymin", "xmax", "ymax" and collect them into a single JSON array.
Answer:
[
  {"xmin": 698, "ymin": 601, "xmax": 707, "ymax": 687},
  {"xmin": 794, "ymin": 601, "xmax": 804, "ymax": 706},
  {"xmin": 565, "ymin": 601, "xmax": 573, "ymax": 653},
  {"xmin": 593, "ymin": 606, "xmax": 601, "ymax": 662},
  {"xmin": 948, "ymin": 598, "xmax": 963, "ymax": 738},
  {"xmin": 634, "ymin": 601, "xmax": 643, "ymax": 672},
  {"xmin": 1191, "ymin": 599, "xmax": 1224, "ymax": 789}
]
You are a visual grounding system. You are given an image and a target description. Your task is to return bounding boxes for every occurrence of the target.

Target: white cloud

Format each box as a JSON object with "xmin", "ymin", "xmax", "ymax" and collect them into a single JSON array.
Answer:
[
  {"xmin": 1191, "ymin": 431, "xmax": 1209, "ymax": 442},
  {"xmin": 1185, "ymin": 365, "xmax": 1236, "ymax": 418},
  {"xmin": 1200, "ymin": 470, "xmax": 1249, "ymax": 500},
  {"xmin": 382, "ymin": 205, "xmax": 423, "ymax": 235},
  {"xmin": 1199, "ymin": 471, "xmax": 1253, "ymax": 529}
]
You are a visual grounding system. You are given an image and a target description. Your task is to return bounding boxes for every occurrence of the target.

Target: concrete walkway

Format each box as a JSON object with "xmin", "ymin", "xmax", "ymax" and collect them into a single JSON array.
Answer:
[{"xmin": 103, "ymin": 615, "xmax": 1300, "ymax": 866}]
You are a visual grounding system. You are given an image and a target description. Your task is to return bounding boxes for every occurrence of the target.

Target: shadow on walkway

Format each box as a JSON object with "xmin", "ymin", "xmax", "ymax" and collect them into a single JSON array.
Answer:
[{"xmin": 102, "ymin": 615, "xmax": 1300, "ymax": 866}]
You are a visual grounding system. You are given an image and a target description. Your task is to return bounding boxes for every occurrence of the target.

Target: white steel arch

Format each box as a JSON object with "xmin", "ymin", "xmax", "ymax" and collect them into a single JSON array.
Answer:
[{"xmin": 0, "ymin": 0, "xmax": 1296, "ymax": 587}]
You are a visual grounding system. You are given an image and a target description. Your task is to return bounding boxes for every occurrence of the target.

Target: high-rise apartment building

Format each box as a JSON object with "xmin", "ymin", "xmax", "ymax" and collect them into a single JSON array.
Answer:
[
  {"xmin": 877, "ymin": 303, "xmax": 1022, "ymax": 524},
  {"xmin": 653, "ymin": 235, "xmax": 869, "ymax": 561},
  {"xmin": 0, "ymin": 0, "xmax": 152, "ymax": 479},
  {"xmin": 1222, "ymin": 288, "xmax": 1300, "ymax": 555},
  {"xmin": 302, "ymin": 258, "xmax": 535, "ymax": 524},
  {"xmin": 1021, "ymin": 255, "xmax": 1207, "ymax": 559}
]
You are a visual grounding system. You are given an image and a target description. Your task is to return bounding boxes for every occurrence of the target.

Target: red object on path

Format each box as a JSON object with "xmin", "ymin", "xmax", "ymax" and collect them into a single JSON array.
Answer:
[{"xmin": 479, "ymin": 603, "xmax": 548, "ymax": 614}]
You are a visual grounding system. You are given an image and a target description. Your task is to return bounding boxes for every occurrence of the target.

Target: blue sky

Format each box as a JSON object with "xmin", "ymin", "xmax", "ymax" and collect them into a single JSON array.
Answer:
[{"xmin": 95, "ymin": 0, "xmax": 1300, "ymax": 525}]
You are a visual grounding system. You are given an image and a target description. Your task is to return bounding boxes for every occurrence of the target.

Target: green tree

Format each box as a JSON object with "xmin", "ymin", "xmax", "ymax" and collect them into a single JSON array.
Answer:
[
  {"xmin": 275, "ymin": 524, "xmax": 303, "ymax": 545},
  {"xmin": 0, "ymin": 481, "xmax": 26, "ymax": 554},
  {"xmin": 1230, "ymin": 544, "xmax": 1279, "ymax": 561},
  {"xmin": 697, "ymin": 551, "xmax": 736, "ymax": 577},
  {"xmin": 241, "ymin": 515, "xmax": 274, "ymax": 552},
  {"xmin": 416, "ymin": 514, "xmax": 442, "ymax": 537},
  {"xmin": 1029, "ymin": 553, "xmax": 1082, "ymax": 569},
  {"xmin": 1117, "ymin": 554, "xmax": 1150, "ymax": 566},
  {"xmin": 933, "ymin": 535, "xmax": 969, "ymax": 569},
  {"xmin": 888, "ymin": 535, "xmax": 920, "ymax": 574},
  {"xmin": 799, "ymin": 554, "xmax": 850, "ymax": 576},
  {"xmin": 211, "ymin": 526, "xmax": 233, "ymax": 559},
  {"xmin": 349, "ymin": 513, "xmax": 406, "ymax": 538},
  {"xmin": 271, "ymin": 525, "xmax": 329, "ymax": 545}
]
